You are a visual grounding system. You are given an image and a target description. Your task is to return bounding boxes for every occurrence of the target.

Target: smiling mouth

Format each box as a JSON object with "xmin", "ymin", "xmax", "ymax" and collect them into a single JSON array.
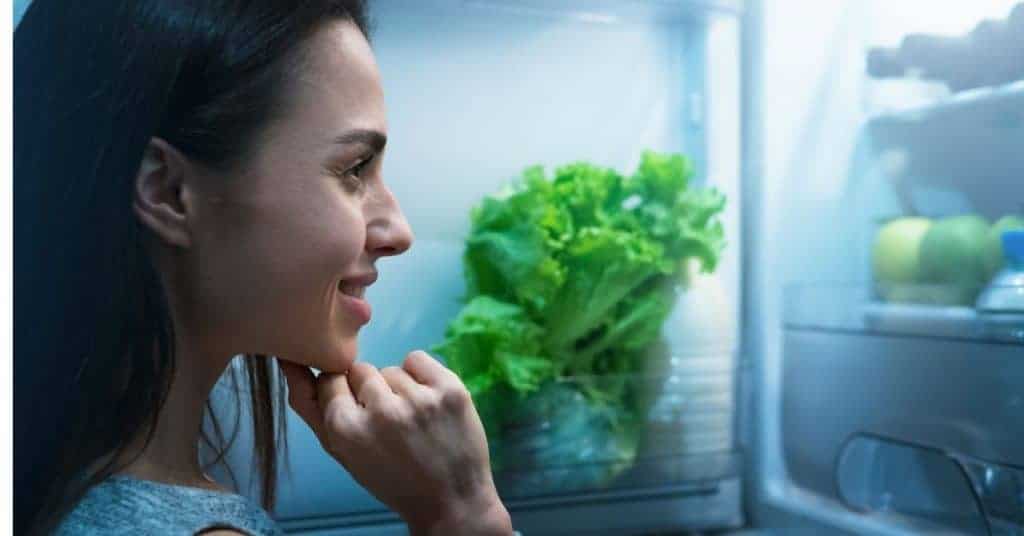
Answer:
[
  {"xmin": 337, "ymin": 278, "xmax": 373, "ymax": 325},
  {"xmin": 338, "ymin": 282, "xmax": 366, "ymax": 299}
]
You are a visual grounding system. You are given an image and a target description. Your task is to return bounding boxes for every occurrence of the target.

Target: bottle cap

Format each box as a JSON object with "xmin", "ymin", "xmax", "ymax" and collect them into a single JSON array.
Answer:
[{"xmin": 1002, "ymin": 230, "xmax": 1024, "ymax": 263}]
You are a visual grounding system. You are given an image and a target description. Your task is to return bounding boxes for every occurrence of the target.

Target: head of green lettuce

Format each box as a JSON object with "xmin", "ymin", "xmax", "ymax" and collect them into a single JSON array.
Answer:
[{"xmin": 431, "ymin": 151, "xmax": 727, "ymax": 451}]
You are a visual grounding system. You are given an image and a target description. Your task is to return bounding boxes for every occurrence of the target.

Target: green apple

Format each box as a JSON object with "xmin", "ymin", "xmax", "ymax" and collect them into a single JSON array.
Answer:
[
  {"xmin": 919, "ymin": 214, "xmax": 990, "ymax": 305},
  {"xmin": 873, "ymin": 217, "xmax": 934, "ymax": 303},
  {"xmin": 982, "ymin": 214, "xmax": 1024, "ymax": 278},
  {"xmin": 873, "ymin": 217, "xmax": 933, "ymax": 284}
]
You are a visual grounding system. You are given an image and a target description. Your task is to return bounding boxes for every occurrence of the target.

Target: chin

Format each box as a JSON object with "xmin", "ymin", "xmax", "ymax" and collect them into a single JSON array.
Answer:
[
  {"xmin": 317, "ymin": 335, "xmax": 359, "ymax": 374},
  {"xmin": 267, "ymin": 334, "xmax": 357, "ymax": 374}
]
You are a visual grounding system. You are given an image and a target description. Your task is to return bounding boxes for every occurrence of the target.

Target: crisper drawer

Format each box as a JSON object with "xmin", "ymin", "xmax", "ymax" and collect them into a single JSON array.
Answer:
[
  {"xmin": 491, "ymin": 364, "xmax": 739, "ymax": 496},
  {"xmin": 462, "ymin": 350, "xmax": 742, "ymax": 535}
]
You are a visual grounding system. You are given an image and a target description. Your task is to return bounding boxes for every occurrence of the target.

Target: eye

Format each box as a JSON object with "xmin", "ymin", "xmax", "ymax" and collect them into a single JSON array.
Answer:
[
  {"xmin": 329, "ymin": 154, "xmax": 374, "ymax": 191},
  {"xmin": 349, "ymin": 157, "xmax": 372, "ymax": 178}
]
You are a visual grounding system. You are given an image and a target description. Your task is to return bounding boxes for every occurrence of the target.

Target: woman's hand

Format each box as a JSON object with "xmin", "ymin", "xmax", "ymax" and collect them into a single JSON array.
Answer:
[{"xmin": 278, "ymin": 351, "xmax": 512, "ymax": 536}]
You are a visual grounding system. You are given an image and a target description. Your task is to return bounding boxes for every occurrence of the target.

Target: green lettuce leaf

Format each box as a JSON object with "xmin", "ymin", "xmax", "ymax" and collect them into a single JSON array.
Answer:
[
  {"xmin": 464, "ymin": 169, "xmax": 571, "ymax": 315},
  {"xmin": 429, "ymin": 295, "xmax": 554, "ymax": 440},
  {"xmin": 542, "ymin": 226, "xmax": 671, "ymax": 356}
]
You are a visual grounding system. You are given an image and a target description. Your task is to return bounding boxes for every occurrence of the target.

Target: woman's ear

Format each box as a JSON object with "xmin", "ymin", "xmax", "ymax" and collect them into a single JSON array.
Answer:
[{"xmin": 132, "ymin": 137, "xmax": 193, "ymax": 248}]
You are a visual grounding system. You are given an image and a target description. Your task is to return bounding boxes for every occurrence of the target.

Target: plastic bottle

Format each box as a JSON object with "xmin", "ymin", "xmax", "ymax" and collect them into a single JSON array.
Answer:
[{"xmin": 975, "ymin": 230, "xmax": 1024, "ymax": 342}]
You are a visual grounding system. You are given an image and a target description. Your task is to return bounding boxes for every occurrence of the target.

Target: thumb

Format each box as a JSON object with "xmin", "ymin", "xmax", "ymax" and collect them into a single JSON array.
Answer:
[{"xmin": 277, "ymin": 358, "xmax": 323, "ymax": 436}]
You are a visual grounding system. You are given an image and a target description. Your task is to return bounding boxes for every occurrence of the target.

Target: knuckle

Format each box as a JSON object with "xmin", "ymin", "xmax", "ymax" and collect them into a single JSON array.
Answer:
[
  {"xmin": 440, "ymin": 383, "xmax": 471, "ymax": 412},
  {"xmin": 370, "ymin": 399, "xmax": 407, "ymax": 426},
  {"xmin": 411, "ymin": 407, "xmax": 434, "ymax": 430},
  {"xmin": 392, "ymin": 406, "xmax": 415, "ymax": 430},
  {"xmin": 322, "ymin": 401, "xmax": 353, "ymax": 432},
  {"xmin": 379, "ymin": 367, "xmax": 404, "ymax": 387},
  {"xmin": 352, "ymin": 361, "xmax": 377, "ymax": 376},
  {"xmin": 324, "ymin": 412, "xmax": 372, "ymax": 452},
  {"xmin": 404, "ymin": 350, "xmax": 431, "ymax": 367},
  {"xmin": 411, "ymin": 391, "xmax": 442, "ymax": 421}
]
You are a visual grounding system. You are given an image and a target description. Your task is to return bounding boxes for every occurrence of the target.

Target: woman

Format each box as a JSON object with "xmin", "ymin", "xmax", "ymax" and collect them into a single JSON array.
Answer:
[{"xmin": 14, "ymin": 1, "xmax": 513, "ymax": 534}]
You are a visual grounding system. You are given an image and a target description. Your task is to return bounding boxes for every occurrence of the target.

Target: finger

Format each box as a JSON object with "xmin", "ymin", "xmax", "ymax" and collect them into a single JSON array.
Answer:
[
  {"xmin": 346, "ymin": 361, "xmax": 394, "ymax": 408},
  {"xmin": 380, "ymin": 366, "xmax": 431, "ymax": 402},
  {"xmin": 315, "ymin": 371, "xmax": 360, "ymax": 418},
  {"xmin": 278, "ymin": 359, "xmax": 323, "ymax": 434},
  {"xmin": 402, "ymin": 350, "xmax": 456, "ymax": 388}
]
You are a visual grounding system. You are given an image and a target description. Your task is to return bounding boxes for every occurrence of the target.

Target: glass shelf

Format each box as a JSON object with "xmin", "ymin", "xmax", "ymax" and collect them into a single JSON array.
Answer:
[
  {"xmin": 864, "ymin": 80, "xmax": 1024, "ymax": 201},
  {"xmin": 784, "ymin": 284, "xmax": 1024, "ymax": 344},
  {"xmin": 868, "ymin": 80, "xmax": 1024, "ymax": 128}
]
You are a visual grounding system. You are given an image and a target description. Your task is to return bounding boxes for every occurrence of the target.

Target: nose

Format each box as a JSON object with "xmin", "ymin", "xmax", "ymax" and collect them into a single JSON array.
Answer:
[{"xmin": 366, "ymin": 187, "xmax": 414, "ymax": 259}]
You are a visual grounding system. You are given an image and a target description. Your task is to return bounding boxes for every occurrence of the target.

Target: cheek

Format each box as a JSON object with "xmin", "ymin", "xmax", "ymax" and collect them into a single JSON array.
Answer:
[{"xmin": 191, "ymin": 190, "xmax": 367, "ymax": 358}]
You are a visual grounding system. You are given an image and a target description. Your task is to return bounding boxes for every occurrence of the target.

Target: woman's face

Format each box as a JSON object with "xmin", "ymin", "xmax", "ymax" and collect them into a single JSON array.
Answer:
[{"xmin": 183, "ymin": 20, "xmax": 412, "ymax": 373}]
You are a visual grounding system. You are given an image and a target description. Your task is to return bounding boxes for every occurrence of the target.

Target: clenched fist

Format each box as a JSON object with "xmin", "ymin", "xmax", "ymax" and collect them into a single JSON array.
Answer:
[{"xmin": 278, "ymin": 350, "xmax": 512, "ymax": 536}]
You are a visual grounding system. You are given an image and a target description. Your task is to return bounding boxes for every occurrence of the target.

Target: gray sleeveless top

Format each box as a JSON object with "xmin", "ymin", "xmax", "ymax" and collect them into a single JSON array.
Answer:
[{"xmin": 54, "ymin": 475, "xmax": 283, "ymax": 535}]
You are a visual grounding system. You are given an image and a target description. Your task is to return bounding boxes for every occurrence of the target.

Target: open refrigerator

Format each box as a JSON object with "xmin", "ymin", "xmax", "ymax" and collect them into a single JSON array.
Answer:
[{"xmin": 190, "ymin": 1, "xmax": 1024, "ymax": 534}]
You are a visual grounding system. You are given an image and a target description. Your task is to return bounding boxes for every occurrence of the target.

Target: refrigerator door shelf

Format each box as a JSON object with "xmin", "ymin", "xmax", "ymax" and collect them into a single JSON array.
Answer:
[
  {"xmin": 836, "ymin": 432, "xmax": 1024, "ymax": 535},
  {"xmin": 770, "ymin": 328, "xmax": 1023, "ymax": 536}
]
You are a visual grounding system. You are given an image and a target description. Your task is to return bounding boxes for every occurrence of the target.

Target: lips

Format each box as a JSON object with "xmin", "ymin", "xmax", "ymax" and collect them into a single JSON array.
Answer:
[{"xmin": 338, "ymin": 271, "xmax": 377, "ymax": 325}]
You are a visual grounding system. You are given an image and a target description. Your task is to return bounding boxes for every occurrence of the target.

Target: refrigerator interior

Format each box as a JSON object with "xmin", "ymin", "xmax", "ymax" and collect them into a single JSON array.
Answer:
[
  {"xmin": 747, "ymin": 1, "xmax": 1024, "ymax": 535},
  {"xmin": 209, "ymin": 1, "xmax": 746, "ymax": 534},
  {"xmin": 14, "ymin": 0, "xmax": 1024, "ymax": 534}
]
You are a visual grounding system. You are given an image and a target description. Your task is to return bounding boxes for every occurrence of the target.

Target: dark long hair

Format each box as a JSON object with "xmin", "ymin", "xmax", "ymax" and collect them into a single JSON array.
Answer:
[{"xmin": 15, "ymin": 1, "xmax": 369, "ymax": 533}]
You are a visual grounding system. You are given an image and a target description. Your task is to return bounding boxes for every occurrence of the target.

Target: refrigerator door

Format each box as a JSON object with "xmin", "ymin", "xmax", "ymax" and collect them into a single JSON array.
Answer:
[
  {"xmin": 208, "ymin": 1, "xmax": 747, "ymax": 534},
  {"xmin": 743, "ymin": 0, "xmax": 1024, "ymax": 534}
]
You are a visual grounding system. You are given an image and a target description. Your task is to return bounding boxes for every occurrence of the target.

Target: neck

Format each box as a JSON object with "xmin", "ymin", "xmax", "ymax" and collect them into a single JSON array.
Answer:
[
  {"xmin": 116, "ymin": 332, "xmax": 235, "ymax": 491},
  {"xmin": 114, "ymin": 246, "xmax": 244, "ymax": 491}
]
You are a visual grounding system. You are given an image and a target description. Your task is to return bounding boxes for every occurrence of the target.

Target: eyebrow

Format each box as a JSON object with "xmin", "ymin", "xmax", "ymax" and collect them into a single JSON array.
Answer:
[{"xmin": 332, "ymin": 129, "xmax": 387, "ymax": 153}]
